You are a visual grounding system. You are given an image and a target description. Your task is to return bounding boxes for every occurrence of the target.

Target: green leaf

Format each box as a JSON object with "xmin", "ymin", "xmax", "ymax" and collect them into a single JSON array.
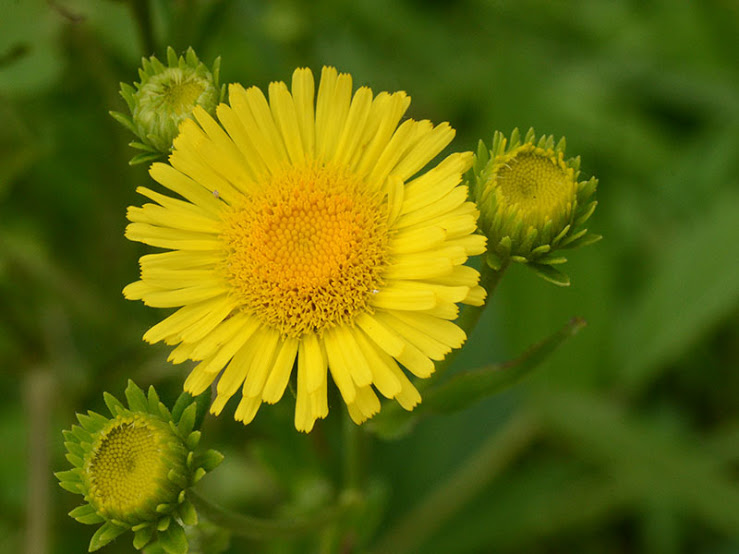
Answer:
[
  {"xmin": 485, "ymin": 250, "xmax": 503, "ymax": 270},
  {"xmin": 103, "ymin": 392, "xmax": 126, "ymax": 417},
  {"xmin": 177, "ymin": 403, "xmax": 198, "ymax": 437},
  {"xmin": 528, "ymin": 263, "xmax": 571, "ymax": 286},
  {"xmin": 133, "ymin": 524, "xmax": 155, "ymax": 549},
  {"xmin": 618, "ymin": 192, "xmax": 739, "ymax": 394},
  {"xmin": 193, "ymin": 387, "xmax": 212, "ymax": 430},
  {"xmin": 129, "ymin": 141, "xmax": 157, "ymax": 152},
  {"xmin": 197, "ymin": 449, "xmax": 224, "ymax": 472},
  {"xmin": 125, "ymin": 380, "xmax": 149, "ymax": 412},
  {"xmin": 55, "ymin": 469, "xmax": 81, "ymax": 484},
  {"xmin": 534, "ymin": 254, "xmax": 568, "ymax": 265},
  {"xmin": 178, "ymin": 499, "xmax": 198, "ymax": 527},
  {"xmin": 76, "ymin": 413, "xmax": 104, "ymax": 434},
  {"xmin": 64, "ymin": 440, "xmax": 84, "ymax": 458},
  {"xmin": 171, "ymin": 392, "xmax": 194, "ymax": 424},
  {"xmin": 560, "ymin": 230, "xmax": 602, "ymax": 250},
  {"xmin": 58, "ymin": 479, "xmax": 83, "ymax": 494},
  {"xmin": 167, "ymin": 468, "xmax": 188, "ymax": 489},
  {"xmin": 108, "ymin": 110, "xmax": 138, "ymax": 135},
  {"xmin": 572, "ymin": 200, "xmax": 598, "ymax": 227},
  {"xmin": 143, "ymin": 540, "xmax": 167, "ymax": 554},
  {"xmin": 157, "ymin": 516, "xmax": 171, "ymax": 532},
  {"xmin": 185, "ymin": 430, "xmax": 201, "ymax": 451},
  {"xmin": 369, "ymin": 318, "xmax": 585, "ymax": 439},
  {"xmin": 428, "ymin": 465, "xmax": 628, "ymax": 554},
  {"xmin": 147, "ymin": 386, "xmax": 161, "ymax": 413},
  {"xmin": 536, "ymin": 390, "xmax": 739, "ymax": 536},
  {"xmin": 192, "ymin": 467, "xmax": 206, "ymax": 483},
  {"xmin": 71, "ymin": 425, "xmax": 93, "ymax": 443},
  {"xmin": 157, "ymin": 522, "xmax": 188, "ymax": 554},
  {"xmin": 65, "ymin": 453, "xmax": 84, "ymax": 469},
  {"xmin": 422, "ymin": 318, "xmax": 586, "ymax": 414},
  {"xmin": 69, "ymin": 505, "xmax": 104, "ymax": 525},
  {"xmin": 130, "ymin": 152, "xmax": 165, "ymax": 166},
  {"xmin": 157, "ymin": 401, "xmax": 172, "ymax": 420},
  {"xmin": 88, "ymin": 521, "xmax": 127, "ymax": 552},
  {"xmin": 473, "ymin": 139, "xmax": 489, "ymax": 176}
]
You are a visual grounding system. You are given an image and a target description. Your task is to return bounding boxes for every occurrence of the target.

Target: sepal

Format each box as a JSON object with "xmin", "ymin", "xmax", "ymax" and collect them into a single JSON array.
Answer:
[
  {"xmin": 529, "ymin": 263, "xmax": 571, "ymax": 287},
  {"xmin": 89, "ymin": 521, "xmax": 128, "ymax": 552}
]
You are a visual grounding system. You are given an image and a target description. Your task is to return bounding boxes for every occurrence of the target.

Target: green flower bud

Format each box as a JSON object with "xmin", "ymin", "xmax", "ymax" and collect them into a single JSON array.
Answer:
[
  {"xmin": 56, "ymin": 381, "xmax": 223, "ymax": 553},
  {"xmin": 110, "ymin": 47, "xmax": 224, "ymax": 164},
  {"xmin": 470, "ymin": 128, "xmax": 601, "ymax": 286}
]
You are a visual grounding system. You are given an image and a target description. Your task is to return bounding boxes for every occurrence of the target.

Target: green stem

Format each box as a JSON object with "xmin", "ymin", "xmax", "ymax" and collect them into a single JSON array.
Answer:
[
  {"xmin": 334, "ymin": 413, "xmax": 367, "ymax": 550},
  {"xmin": 25, "ymin": 368, "xmax": 54, "ymax": 554},
  {"xmin": 370, "ymin": 410, "xmax": 538, "ymax": 554},
  {"xmin": 343, "ymin": 412, "xmax": 364, "ymax": 493},
  {"xmin": 128, "ymin": 0, "xmax": 156, "ymax": 55},
  {"xmin": 188, "ymin": 489, "xmax": 355, "ymax": 540}
]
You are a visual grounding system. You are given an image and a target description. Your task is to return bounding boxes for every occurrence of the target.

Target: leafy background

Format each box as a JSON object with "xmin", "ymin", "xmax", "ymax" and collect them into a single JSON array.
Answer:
[{"xmin": 1, "ymin": 0, "xmax": 738, "ymax": 552}]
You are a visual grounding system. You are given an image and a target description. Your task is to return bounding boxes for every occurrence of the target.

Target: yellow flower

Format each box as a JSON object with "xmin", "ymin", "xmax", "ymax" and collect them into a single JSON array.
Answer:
[{"xmin": 124, "ymin": 66, "xmax": 486, "ymax": 432}]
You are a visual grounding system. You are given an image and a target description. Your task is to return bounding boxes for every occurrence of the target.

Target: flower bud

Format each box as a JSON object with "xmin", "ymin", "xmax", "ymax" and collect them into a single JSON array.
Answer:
[
  {"xmin": 470, "ymin": 128, "xmax": 600, "ymax": 285},
  {"xmin": 56, "ymin": 381, "xmax": 223, "ymax": 553},
  {"xmin": 110, "ymin": 47, "xmax": 224, "ymax": 164}
]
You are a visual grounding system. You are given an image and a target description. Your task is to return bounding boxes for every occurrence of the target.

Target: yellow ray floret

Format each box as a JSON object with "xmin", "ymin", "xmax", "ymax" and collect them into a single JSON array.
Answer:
[{"xmin": 124, "ymin": 66, "xmax": 486, "ymax": 432}]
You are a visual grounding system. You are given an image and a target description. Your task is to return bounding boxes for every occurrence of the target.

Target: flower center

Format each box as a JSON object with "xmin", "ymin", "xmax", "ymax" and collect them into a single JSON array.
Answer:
[
  {"xmin": 495, "ymin": 145, "xmax": 577, "ymax": 231},
  {"xmin": 223, "ymin": 163, "xmax": 388, "ymax": 337},
  {"xmin": 159, "ymin": 69, "xmax": 207, "ymax": 114},
  {"xmin": 87, "ymin": 417, "xmax": 167, "ymax": 520},
  {"xmin": 138, "ymin": 68, "xmax": 208, "ymax": 115}
]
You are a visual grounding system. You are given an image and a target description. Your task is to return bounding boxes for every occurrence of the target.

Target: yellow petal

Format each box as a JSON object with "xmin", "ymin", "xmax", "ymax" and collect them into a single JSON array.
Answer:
[{"xmin": 262, "ymin": 337, "xmax": 299, "ymax": 404}]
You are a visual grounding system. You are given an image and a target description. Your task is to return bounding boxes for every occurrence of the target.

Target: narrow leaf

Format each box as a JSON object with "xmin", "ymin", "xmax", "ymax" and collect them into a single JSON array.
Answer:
[
  {"xmin": 423, "ymin": 317, "xmax": 586, "ymax": 414},
  {"xmin": 528, "ymin": 263, "xmax": 570, "ymax": 286},
  {"xmin": 133, "ymin": 525, "xmax": 154, "ymax": 549},
  {"xmin": 69, "ymin": 505, "xmax": 104, "ymax": 525},
  {"xmin": 197, "ymin": 449, "xmax": 224, "ymax": 472},
  {"xmin": 171, "ymin": 392, "xmax": 194, "ymax": 424},
  {"xmin": 88, "ymin": 521, "xmax": 127, "ymax": 552},
  {"xmin": 193, "ymin": 387, "xmax": 212, "ymax": 430},
  {"xmin": 130, "ymin": 152, "xmax": 164, "ymax": 166},
  {"xmin": 125, "ymin": 380, "xmax": 148, "ymax": 412},
  {"xmin": 369, "ymin": 318, "xmax": 586, "ymax": 439},
  {"xmin": 176, "ymin": 403, "xmax": 197, "ymax": 437},
  {"xmin": 158, "ymin": 522, "xmax": 188, "ymax": 554},
  {"xmin": 103, "ymin": 392, "xmax": 126, "ymax": 416}
]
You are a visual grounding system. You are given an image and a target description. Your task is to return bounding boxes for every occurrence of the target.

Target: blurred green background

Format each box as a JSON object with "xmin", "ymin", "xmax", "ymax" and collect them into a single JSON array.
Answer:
[{"xmin": 1, "ymin": 0, "xmax": 738, "ymax": 552}]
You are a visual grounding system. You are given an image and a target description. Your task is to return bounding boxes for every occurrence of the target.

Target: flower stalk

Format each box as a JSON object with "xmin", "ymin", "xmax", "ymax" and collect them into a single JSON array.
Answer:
[{"xmin": 188, "ymin": 489, "xmax": 359, "ymax": 540}]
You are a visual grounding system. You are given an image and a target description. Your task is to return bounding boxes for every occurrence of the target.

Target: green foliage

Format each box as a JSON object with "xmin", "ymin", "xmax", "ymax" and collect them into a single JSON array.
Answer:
[
  {"xmin": 617, "ymin": 191, "xmax": 739, "ymax": 395},
  {"xmin": 1, "ymin": 0, "xmax": 737, "ymax": 553},
  {"xmin": 370, "ymin": 317, "xmax": 586, "ymax": 439}
]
